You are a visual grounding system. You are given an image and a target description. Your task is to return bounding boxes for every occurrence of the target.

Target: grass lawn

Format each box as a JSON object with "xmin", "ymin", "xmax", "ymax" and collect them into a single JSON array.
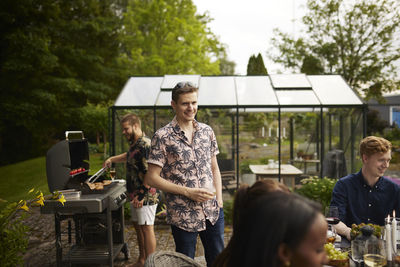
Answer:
[{"xmin": 0, "ymin": 153, "xmax": 104, "ymax": 209}]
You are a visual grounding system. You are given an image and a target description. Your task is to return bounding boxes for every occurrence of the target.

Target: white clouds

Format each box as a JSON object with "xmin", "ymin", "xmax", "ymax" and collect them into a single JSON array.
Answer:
[{"xmin": 193, "ymin": 0, "xmax": 307, "ymax": 74}]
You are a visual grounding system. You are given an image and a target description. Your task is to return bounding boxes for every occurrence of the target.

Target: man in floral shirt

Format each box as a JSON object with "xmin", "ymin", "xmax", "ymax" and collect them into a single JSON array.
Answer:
[
  {"xmin": 104, "ymin": 114, "xmax": 158, "ymax": 267},
  {"xmin": 145, "ymin": 82, "xmax": 224, "ymax": 267}
]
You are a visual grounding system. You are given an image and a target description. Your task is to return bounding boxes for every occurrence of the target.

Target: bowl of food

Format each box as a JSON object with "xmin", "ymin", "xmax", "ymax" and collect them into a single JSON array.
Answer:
[{"xmin": 324, "ymin": 243, "xmax": 349, "ymax": 267}]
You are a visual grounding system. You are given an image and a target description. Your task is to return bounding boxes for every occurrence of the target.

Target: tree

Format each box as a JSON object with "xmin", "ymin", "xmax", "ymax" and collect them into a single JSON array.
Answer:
[
  {"xmin": 219, "ymin": 52, "xmax": 236, "ymax": 75},
  {"xmin": 120, "ymin": 0, "xmax": 225, "ymax": 76},
  {"xmin": 269, "ymin": 0, "xmax": 400, "ymax": 101},
  {"xmin": 0, "ymin": 0, "xmax": 127, "ymax": 164},
  {"xmin": 246, "ymin": 53, "xmax": 268, "ymax": 75}
]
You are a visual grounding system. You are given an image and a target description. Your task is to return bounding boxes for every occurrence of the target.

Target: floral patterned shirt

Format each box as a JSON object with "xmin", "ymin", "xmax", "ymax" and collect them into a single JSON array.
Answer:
[
  {"xmin": 148, "ymin": 117, "xmax": 220, "ymax": 232},
  {"xmin": 126, "ymin": 135, "xmax": 159, "ymax": 205}
]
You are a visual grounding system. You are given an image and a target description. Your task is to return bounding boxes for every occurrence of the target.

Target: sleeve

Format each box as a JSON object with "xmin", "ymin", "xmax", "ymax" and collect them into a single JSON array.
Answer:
[
  {"xmin": 140, "ymin": 140, "xmax": 151, "ymax": 174},
  {"xmin": 147, "ymin": 132, "xmax": 166, "ymax": 168},
  {"xmin": 209, "ymin": 128, "xmax": 219, "ymax": 157},
  {"xmin": 330, "ymin": 180, "xmax": 348, "ymax": 225}
]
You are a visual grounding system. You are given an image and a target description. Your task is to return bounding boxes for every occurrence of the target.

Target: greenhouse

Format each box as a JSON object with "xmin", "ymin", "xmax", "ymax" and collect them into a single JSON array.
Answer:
[{"xmin": 110, "ymin": 74, "xmax": 366, "ymax": 188}]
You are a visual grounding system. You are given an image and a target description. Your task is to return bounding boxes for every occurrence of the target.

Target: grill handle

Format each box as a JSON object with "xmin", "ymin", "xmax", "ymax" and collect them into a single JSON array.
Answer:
[{"xmin": 65, "ymin": 131, "xmax": 85, "ymax": 140}]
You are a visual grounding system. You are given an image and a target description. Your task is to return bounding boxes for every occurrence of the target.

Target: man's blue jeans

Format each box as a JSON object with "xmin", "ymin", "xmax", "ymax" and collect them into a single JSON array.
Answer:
[{"xmin": 170, "ymin": 208, "xmax": 224, "ymax": 267}]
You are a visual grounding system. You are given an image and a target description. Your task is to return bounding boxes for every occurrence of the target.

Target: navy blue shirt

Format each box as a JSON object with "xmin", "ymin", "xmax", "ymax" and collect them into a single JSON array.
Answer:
[{"xmin": 331, "ymin": 170, "xmax": 400, "ymax": 226}]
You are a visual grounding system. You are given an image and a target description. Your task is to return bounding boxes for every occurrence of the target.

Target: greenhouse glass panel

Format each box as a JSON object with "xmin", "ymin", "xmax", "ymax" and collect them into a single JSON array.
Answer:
[
  {"xmin": 270, "ymin": 74, "xmax": 311, "ymax": 89},
  {"xmin": 276, "ymin": 90, "xmax": 320, "ymax": 105},
  {"xmin": 155, "ymin": 91, "xmax": 172, "ymax": 106},
  {"xmin": 198, "ymin": 76, "xmax": 236, "ymax": 106},
  {"xmin": 236, "ymin": 76, "xmax": 278, "ymax": 106},
  {"xmin": 114, "ymin": 77, "xmax": 162, "ymax": 107},
  {"xmin": 161, "ymin": 74, "xmax": 200, "ymax": 90},
  {"xmin": 308, "ymin": 75, "xmax": 363, "ymax": 105}
]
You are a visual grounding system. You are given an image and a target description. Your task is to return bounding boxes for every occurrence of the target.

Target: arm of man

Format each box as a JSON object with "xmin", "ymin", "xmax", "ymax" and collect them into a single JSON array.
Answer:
[
  {"xmin": 334, "ymin": 221, "xmax": 351, "ymax": 241},
  {"xmin": 331, "ymin": 181, "xmax": 351, "ymax": 240},
  {"xmin": 144, "ymin": 163, "xmax": 214, "ymax": 202},
  {"xmin": 103, "ymin": 152, "xmax": 127, "ymax": 168},
  {"xmin": 211, "ymin": 156, "xmax": 223, "ymax": 208}
]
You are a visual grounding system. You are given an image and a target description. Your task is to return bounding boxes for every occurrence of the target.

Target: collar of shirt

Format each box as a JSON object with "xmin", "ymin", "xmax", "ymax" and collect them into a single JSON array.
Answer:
[
  {"xmin": 129, "ymin": 134, "xmax": 145, "ymax": 147},
  {"xmin": 171, "ymin": 116, "xmax": 199, "ymax": 142},
  {"xmin": 356, "ymin": 169, "xmax": 383, "ymax": 190}
]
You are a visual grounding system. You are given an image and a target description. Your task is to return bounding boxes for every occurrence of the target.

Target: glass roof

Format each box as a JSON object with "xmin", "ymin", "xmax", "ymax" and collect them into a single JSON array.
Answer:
[
  {"xmin": 198, "ymin": 76, "xmax": 236, "ymax": 106},
  {"xmin": 236, "ymin": 76, "xmax": 278, "ymax": 105},
  {"xmin": 270, "ymin": 74, "xmax": 311, "ymax": 89},
  {"xmin": 115, "ymin": 77, "xmax": 162, "ymax": 106},
  {"xmin": 276, "ymin": 90, "xmax": 320, "ymax": 106},
  {"xmin": 308, "ymin": 75, "xmax": 363, "ymax": 105},
  {"xmin": 161, "ymin": 74, "xmax": 200, "ymax": 90},
  {"xmin": 114, "ymin": 75, "xmax": 363, "ymax": 107}
]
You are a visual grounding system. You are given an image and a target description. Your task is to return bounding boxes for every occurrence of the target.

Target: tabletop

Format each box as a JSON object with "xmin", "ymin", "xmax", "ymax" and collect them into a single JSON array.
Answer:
[{"xmin": 249, "ymin": 164, "xmax": 303, "ymax": 176}]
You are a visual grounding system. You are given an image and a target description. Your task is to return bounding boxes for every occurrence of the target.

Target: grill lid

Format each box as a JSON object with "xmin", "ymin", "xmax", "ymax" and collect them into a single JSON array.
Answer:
[{"xmin": 46, "ymin": 131, "xmax": 89, "ymax": 192}]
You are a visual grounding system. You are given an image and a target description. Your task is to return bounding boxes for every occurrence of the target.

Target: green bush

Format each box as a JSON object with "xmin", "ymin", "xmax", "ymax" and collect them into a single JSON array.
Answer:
[
  {"xmin": 0, "ymin": 189, "xmax": 65, "ymax": 266},
  {"xmin": 0, "ymin": 201, "xmax": 29, "ymax": 267},
  {"xmin": 295, "ymin": 176, "xmax": 338, "ymax": 212},
  {"xmin": 223, "ymin": 198, "xmax": 234, "ymax": 226}
]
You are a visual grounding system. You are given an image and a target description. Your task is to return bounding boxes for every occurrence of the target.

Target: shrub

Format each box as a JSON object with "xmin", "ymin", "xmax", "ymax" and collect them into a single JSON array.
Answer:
[
  {"xmin": 295, "ymin": 176, "xmax": 338, "ymax": 212},
  {"xmin": 223, "ymin": 198, "xmax": 234, "ymax": 226},
  {"xmin": 0, "ymin": 189, "xmax": 65, "ymax": 266}
]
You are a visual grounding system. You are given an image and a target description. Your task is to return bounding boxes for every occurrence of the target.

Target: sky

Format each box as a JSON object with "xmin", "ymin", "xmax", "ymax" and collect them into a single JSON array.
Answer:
[{"xmin": 193, "ymin": 0, "xmax": 308, "ymax": 75}]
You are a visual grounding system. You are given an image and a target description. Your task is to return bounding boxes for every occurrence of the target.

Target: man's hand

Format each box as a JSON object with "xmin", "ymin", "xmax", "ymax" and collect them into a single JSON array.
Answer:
[
  {"xmin": 334, "ymin": 221, "xmax": 351, "ymax": 240},
  {"xmin": 183, "ymin": 188, "xmax": 214, "ymax": 202},
  {"xmin": 131, "ymin": 196, "xmax": 144, "ymax": 208},
  {"xmin": 103, "ymin": 158, "xmax": 112, "ymax": 168}
]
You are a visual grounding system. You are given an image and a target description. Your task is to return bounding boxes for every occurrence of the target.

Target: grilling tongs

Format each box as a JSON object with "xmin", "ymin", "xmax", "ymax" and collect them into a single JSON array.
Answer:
[{"xmin": 86, "ymin": 166, "xmax": 108, "ymax": 183}]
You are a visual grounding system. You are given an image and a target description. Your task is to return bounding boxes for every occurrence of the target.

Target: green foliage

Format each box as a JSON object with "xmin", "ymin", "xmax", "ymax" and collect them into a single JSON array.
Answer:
[
  {"xmin": 367, "ymin": 109, "xmax": 390, "ymax": 135},
  {"xmin": 80, "ymin": 102, "xmax": 110, "ymax": 144},
  {"xmin": 295, "ymin": 176, "xmax": 338, "ymax": 212},
  {"xmin": 219, "ymin": 55, "xmax": 236, "ymax": 75},
  {"xmin": 0, "ymin": 0, "xmax": 229, "ymax": 165},
  {"xmin": 223, "ymin": 198, "xmax": 234, "ymax": 226},
  {"xmin": 0, "ymin": 0, "xmax": 127, "ymax": 164},
  {"xmin": 0, "ymin": 202, "xmax": 29, "ymax": 267},
  {"xmin": 121, "ymin": 0, "xmax": 225, "ymax": 75},
  {"xmin": 269, "ymin": 0, "xmax": 400, "ymax": 100},
  {"xmin": 384, "ymin": 126, "xmax": 400, "ymax": 146},
  {"xmin": 0, "ymin": 189, "xmax": 49, "ymax": 266},
  {"xmin": 246, "ymin": 53, "xmax": 268, "ymax": 75}
]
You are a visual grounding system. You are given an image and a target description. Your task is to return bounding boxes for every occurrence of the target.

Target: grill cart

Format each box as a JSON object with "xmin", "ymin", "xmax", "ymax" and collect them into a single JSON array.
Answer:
[{"xmin": 41, "ymin": 131, "xmax": 129, "ymax": 266}]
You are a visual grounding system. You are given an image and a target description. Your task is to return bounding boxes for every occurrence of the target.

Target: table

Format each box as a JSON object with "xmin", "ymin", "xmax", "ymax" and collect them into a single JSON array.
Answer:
[
  {"xmin": 249, "ymin": 164, "xmax": 303, "ymax": 188},
  {"xmin": 291, "ymin": 159, "xmax": 320, "ymax": 173}
]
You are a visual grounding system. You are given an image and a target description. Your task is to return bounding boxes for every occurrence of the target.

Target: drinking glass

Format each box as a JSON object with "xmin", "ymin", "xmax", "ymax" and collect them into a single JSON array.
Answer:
[
  {"xmin": 109, "ymin": 167, "xmax": 116, "ymax": 180},
  {"xmin": 363, "ymin": 239, "xmax": 387, "ymax": 267},
  {"xmin": 327, "ymin": 224, "xmax": 337, "ymax": 243},
  {"xmin": 325, "ymin": 206, "xmax": 340, "ymax": 225},
  {"xmin": 203, "ymin": 183, "xmax": 216, "ymax": 196},
  {"xmin": 351, "ymin": 239, "xmax": 366, "ymax": 264}
]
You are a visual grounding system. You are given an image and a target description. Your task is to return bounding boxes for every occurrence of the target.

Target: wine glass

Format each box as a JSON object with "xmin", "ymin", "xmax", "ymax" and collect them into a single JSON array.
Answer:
[
  {"xmin": 325, "ymin": 206, "xmax": 340, "ymax": 225},
  {"xmin": 363, "ymin": 239, "xmax": 387, "ymax": 267},
  {"xmin": 109, "ymin": 167, "xmax": 116, "ymax": 180},
  {"xmin": 351, "ymin": 239, "xmax": 366, "ymax": 264}
]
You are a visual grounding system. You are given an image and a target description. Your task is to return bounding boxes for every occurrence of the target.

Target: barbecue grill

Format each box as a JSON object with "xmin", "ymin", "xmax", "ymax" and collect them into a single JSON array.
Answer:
[{"xmin": 40, "ymin": 131, "xmax": 129, "ymax": 267}]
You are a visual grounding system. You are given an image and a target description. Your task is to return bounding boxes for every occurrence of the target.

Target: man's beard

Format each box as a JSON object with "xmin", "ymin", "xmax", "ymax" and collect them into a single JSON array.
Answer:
[{"xmin": 126, "ymin": 132, "xmax": 135, "ymax": 143}]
